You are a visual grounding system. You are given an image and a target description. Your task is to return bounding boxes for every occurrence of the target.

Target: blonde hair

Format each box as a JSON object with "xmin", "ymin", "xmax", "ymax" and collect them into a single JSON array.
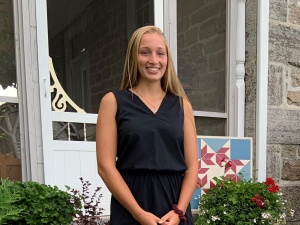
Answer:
[{"xmin": 121, "ymin": 25, "xmax": 187, "ymax": 99}]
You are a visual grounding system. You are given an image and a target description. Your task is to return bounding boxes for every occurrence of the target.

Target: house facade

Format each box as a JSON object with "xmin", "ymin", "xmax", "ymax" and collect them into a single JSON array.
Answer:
[{"xmin": 0, "ymin": 0, "xmax": 299, "ymax": 223}]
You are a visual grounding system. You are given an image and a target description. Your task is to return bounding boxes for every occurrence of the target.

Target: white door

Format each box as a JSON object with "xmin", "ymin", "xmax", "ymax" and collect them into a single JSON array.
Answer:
[{"xmin": 37, "ymin": 0, "xmax": 163, "ymax": 216}]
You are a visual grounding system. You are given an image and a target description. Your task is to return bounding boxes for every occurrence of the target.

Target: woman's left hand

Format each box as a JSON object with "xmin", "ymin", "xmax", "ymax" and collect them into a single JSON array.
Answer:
[{"xmin": 157, "ymin": 210, "xmax": 180, "ymax": 225}]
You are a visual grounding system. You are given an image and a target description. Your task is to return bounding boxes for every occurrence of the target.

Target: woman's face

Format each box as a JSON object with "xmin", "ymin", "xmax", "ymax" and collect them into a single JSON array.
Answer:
[{"xmin": 137, "ymin": 33, "xmax": 168, "ymax": 82}]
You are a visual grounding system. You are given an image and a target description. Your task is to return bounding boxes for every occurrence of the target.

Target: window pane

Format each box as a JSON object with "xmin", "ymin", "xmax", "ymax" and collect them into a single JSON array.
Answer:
[
  {"xmin": 47, "ymin": 0, "xmax": 154, "ymax": 113},
  {"xmin": 0, "ymin": 1, "xmax": 21, "ymax": 181},
  {"xmin": 177, "ymin": 0, "xmax": 226, "ymax": 112},
  {"xmin": 195, "ymin": 117, "xmax": 226, "ymax": 136},
  {"xmin": 0, "ymin": 103, "xmax": 22, "ymax": 181},
  {"xmin": 0, "ymin": 0, "xmax": 17, "ymax": 97}
]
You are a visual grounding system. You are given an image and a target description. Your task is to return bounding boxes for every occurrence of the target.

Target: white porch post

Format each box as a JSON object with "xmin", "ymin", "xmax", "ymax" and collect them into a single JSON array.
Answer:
[
  {"xmin": 256, "ymin": 0, "xmax": 269, "ymax": 181},
  {"xmin": 13, "ymin": 0, "xmax": 44, "ymax": 182},
  {"xmin": 234, "ymin": 0, "xmax": 246, "ymax": 137}
]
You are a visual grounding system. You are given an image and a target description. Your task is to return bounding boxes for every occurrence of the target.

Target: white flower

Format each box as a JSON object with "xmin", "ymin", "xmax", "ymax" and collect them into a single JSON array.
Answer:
[
  {"xmin": 207, "ymin": 220, "xmax": 210, "ymax": 223},
  {"xmin": 280, "ymin": 213, "xmax": 286, "ymax": 219},
  {"xmin": 261, "ymin": 212, "xmax": 271, "ymax": 219},
  {"xmin": 253, "ymin": 218, "xmax": 257, "ymax": 223},
  {"xmin": 211, "ymin": 216, "xmax": 220, "ymax": 221},
  {"xmin": 224, "ymin": 211, "xmax": 227, "ymax": 214},
  {"xmin": 290, "ymin": 209, "xmax": 295, "ymax": 217}
]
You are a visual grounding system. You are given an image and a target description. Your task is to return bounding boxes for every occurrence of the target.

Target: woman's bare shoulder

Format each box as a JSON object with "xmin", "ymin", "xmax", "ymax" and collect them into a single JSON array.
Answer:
[
  {"xmin": 99, "ymin": 91, "xmax": 117, "ymax": 112},
  {"xmin": 102, "ymin": 91, "xmax": 116, "ymax": 102}
]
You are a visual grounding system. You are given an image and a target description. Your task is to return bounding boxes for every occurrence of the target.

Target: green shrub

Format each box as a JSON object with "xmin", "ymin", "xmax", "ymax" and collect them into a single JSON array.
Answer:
[
  {"xmin": 0, "ymin": 179, "xmax": 22, "ymax": 223},
  {"xmin": 0, "ymin": 179, "xmax": 80, "ymax": 225}
]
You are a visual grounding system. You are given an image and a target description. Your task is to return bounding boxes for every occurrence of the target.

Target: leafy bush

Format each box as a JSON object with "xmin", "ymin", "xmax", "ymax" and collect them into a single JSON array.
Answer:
[
  {"xmin": 195, "ymin": 173, "xmax": 295, "ymax": 225},
  {"xmin": 0, "ymin": 179, "xmax": 79, "ymax": 224},
  {"xmin": 0, "ymin": 179, "xmax": 22, "ymax": 223}
]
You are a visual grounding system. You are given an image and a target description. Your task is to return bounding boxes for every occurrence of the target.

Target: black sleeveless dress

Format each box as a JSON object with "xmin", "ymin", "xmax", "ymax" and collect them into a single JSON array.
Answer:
[{"xmin": 110, "ymin": 89, "xmax": 194, "ymax": 225}]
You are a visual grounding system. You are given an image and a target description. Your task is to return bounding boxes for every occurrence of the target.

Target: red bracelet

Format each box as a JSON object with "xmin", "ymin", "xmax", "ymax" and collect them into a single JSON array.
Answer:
[{"xmin": 172, "ymin": 204, "xmax": 187, "ymax": 222}]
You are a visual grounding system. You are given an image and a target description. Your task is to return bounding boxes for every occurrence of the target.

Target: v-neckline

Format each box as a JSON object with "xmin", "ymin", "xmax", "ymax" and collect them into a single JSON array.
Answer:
[{"xmin": 127, "ymin": 89, "xmax": 166, "ymax": 115}]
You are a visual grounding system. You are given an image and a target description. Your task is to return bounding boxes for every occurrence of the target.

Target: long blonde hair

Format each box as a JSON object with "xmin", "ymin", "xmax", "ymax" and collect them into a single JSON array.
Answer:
[{"xmin": 121, "ymin": 26, "xmax": 187, "ymax": 99}]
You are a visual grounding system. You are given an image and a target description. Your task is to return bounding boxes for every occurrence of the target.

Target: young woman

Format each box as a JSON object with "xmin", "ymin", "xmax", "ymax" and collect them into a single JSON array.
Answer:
[{"xmin": 96, "ymin": 25, "xmax": 198, "ymax": 225}]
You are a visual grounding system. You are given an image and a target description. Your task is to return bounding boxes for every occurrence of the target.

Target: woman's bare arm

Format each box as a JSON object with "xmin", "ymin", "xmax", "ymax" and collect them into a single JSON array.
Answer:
[{"xmin": 96, "ymin": 92, "xmax": 160, "ymax": 225}]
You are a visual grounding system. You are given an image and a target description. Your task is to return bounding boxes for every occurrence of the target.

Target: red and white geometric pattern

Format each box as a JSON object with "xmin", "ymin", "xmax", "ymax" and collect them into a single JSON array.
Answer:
[{"xmin": 197, "ymin": 139, "xmax": 250, "ymax": 193}]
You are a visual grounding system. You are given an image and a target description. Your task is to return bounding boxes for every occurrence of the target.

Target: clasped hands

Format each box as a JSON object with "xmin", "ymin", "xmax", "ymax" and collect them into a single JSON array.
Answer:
[{"xmin": 136, "ymin": 210, "xmax": 182, "ymax": 225}]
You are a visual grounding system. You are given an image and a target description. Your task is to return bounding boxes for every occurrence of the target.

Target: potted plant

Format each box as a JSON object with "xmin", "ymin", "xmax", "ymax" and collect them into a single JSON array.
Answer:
[{"xmin": 195, "ymin": 159, "xmax": 295, "ymax": 225}]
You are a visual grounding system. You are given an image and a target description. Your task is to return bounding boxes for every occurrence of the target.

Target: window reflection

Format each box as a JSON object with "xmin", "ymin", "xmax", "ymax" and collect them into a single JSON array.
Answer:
[
  {"xmin": 48, "ymin": 0, "xmax": 154, "ymax": 113},
  {"xmin": 177, "ymin": 0, "xmax": 226, "ymax": 113},
  {"xmin": 195, "ymin": 117, "xmax": 226, "ymax": 136},
  {"xmin": 0, "ymin": 0, "xmax": 17, "ymax": 95},
  {"xmin": 0, "ymin": 0, "xmax": 21, "ymax": 181}
]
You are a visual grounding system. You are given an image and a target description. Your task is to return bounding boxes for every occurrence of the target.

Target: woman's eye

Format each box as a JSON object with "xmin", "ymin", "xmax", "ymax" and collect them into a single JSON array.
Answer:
[
  {"xmin": 141, "ymin": 51, "xmax": 149, "ymax": 55},
  {"xmin": 158, "ymin": 52, "xmax": 165, "ymax": 56}
]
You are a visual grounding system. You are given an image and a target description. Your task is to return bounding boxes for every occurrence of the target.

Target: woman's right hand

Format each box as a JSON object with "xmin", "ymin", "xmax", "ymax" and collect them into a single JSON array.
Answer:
[{"xmin": 133, "ymin": 210, "xmax": 161, "ymax": 225}]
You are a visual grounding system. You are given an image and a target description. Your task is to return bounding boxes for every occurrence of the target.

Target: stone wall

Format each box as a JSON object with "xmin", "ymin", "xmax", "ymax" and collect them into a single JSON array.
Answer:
[
  {"xmin": 246, "ymin": 0, "xmax": 300, "ymax": 223},
  {"xmin": 269, "ymin": 0, "xmax": 300, "ymax": 223}
]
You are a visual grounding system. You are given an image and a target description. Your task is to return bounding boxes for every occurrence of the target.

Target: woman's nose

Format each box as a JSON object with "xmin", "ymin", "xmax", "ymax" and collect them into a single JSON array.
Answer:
[{"xmin": 149, "ymin": 53, "xmax": 158, "ymax": 63}]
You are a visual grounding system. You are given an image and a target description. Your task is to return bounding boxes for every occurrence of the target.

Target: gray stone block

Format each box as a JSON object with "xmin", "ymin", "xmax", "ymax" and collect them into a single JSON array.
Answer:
[
  {"xmin": 270, "ymin": 0, "xmax": 287, "ymax": 22},
  {"xmin": 245, "ymin": 62, "xmax": 257, "ymax": 104},
  {"xmin": 266, "ymin": 145, "xmax": 281, "ymax": 183},
  {"xmin": 291, "ymin": 67, "xmax": 300, "ymax": 87},
  {"xmin": 288, "ymin": 91, "xmax": 300, "ymax": 106},
  {"xmin": 267, "ymin": 108, "xmax": 300, "ymax": 144},
  {"xmin": 268, "ymin": 64, "xmax": 283, "ymax": 106},
  {"xmin": 245, "ymin": 103, "xmax": 256, "ymax": 138},
  {"xmin": 269, "ymin": 23, "xmax": 300, "ymax": 64},
  {"xmin": 288, "ymin": 0, "xmax": 300, "ymax": 24},
  {"xmin": 282, "ymin": 159, "xmax": 300, "ymax": 181},
  {"xmin": 245, "ymin": 0, "xmax": 258, "ymax": 60},
  {"xmin": 282, "ymin": 145, "xmax": 299, "ymax": 159}
]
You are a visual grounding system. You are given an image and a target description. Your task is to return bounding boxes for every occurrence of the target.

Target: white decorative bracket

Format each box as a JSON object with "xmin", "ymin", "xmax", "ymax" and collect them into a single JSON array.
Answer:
[
  {"xmin": 48, "ymin": 57, "xmax": 87, "ymax": 141},
  {"xmin": 48, "ymin": 57, "xmax": 85, "ymax": 113}
]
